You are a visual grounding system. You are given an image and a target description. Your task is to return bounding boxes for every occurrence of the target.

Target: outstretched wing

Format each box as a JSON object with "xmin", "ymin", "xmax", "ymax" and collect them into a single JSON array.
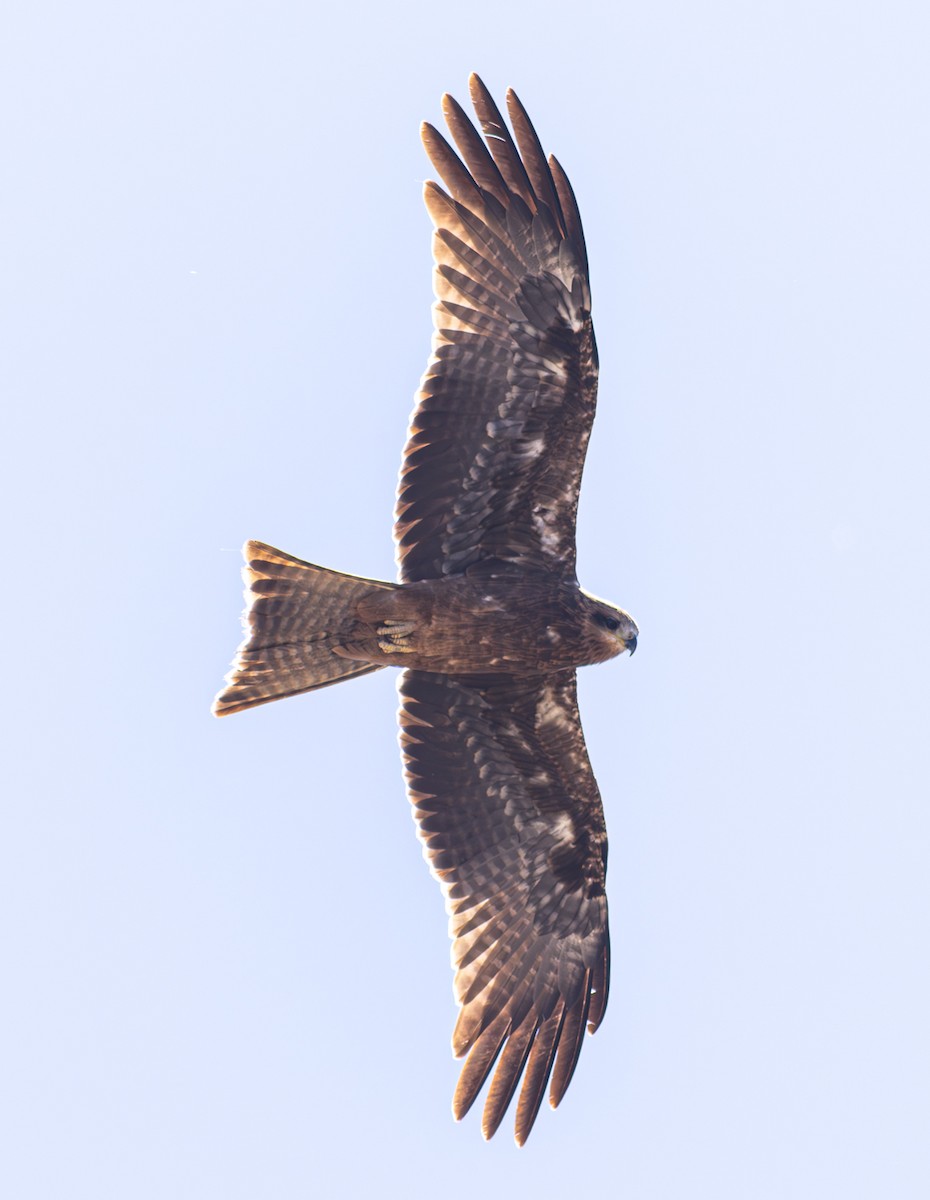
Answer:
[
  {"xmin": 398, "ymin": 669, "xmax": 610, "ymax": 1145},
  {"xmin": 395, "ymin": 74, "xmax": 599, "ymax": 584}
]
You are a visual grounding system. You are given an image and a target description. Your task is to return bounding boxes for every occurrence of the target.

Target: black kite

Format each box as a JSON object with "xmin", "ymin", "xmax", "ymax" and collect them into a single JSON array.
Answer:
[{"xmin": 214, "ymin": 75, "xmax": 639, "ymax": 1145}]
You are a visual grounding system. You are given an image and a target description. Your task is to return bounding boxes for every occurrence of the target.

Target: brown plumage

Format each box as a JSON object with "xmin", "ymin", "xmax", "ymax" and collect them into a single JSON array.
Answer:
[{"xmin": 213, "ymin": 75, "xmax": 638, "ymax": 1145}]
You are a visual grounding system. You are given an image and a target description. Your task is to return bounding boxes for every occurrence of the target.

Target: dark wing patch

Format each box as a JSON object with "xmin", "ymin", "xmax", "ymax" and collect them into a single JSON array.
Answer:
[
  {"xmin": 398, "ymin": 669, "xmax": 610, "ymax": 1145},
  {"xmin": 395, "ymin": 74, "xmax": 599, "ymax": 584}
]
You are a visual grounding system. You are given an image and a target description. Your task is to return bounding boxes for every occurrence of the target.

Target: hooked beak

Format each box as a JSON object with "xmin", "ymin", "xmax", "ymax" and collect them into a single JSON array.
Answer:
[{"xmin": 625, "ymin": 633, "xmax": 637, "ymax": 656}]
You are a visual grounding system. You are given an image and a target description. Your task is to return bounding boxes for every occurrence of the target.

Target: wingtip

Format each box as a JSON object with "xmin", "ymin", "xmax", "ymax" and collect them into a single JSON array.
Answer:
[
  {"xmin": 211, "ymin": 690, "xmax": 245, "ymax": 718},
  {"xmin": 480, "ymin": 1107, "xmax": 507, "ymax": 1142},
  {"xmin": 505, "ymin": 86, "xmax": 526, "ymax": 120},
  {"xmin": 468, "ymin": 72, "xmax": 494, "ymax": 110}
]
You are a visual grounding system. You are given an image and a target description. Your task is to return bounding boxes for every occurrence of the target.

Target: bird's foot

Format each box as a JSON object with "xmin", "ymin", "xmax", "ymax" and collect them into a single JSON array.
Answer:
[{"xmin": 377, "ymin": 619, "xmax": 416, "ymax": 654}]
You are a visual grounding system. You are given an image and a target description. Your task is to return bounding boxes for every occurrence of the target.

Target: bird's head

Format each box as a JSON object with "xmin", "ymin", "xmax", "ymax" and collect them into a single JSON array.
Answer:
[{"xmin": 585, "ymin": 597, "xmax": 639, "ymax": 659}]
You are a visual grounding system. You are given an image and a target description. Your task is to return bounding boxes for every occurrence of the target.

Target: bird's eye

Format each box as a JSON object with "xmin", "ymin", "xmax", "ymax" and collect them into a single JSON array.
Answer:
[{"xmin": 594, "ymin": 612, "xmax": 620, "ymax": 632}]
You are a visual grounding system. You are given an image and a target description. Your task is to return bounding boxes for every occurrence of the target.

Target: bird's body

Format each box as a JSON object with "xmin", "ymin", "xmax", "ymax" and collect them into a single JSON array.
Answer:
[
  {"xmin": 214, "ymin": 75, "xmax": 638, "ymax": 1145},
  {"xmin": 343, "ymin": 569, "xmax": 633, "ymax": 674}
]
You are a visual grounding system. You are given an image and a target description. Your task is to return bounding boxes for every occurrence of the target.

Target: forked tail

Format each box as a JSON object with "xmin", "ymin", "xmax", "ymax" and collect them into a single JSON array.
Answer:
[{"xmin": 213, "ymin": 540, "xmax": 394, "ymax": 716}]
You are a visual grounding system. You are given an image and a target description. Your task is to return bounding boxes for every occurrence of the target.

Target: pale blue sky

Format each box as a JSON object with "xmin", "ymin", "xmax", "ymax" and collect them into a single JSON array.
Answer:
[{"xmin": 3, "ymin": 1, "xmax": 929, "ymax": 1196}]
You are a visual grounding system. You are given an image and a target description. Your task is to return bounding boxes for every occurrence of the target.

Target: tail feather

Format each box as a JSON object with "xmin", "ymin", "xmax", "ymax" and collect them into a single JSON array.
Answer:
[{"xmin": 213, "ymin": 540, "xmax": 393, "ymax": 716}]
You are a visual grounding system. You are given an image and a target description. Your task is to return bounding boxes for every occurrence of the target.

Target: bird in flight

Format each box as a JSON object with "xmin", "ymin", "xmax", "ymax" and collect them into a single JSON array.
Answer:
[{"xmin": 214, "ymin": 74, "xmax": 638, "ymax": 1145}]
